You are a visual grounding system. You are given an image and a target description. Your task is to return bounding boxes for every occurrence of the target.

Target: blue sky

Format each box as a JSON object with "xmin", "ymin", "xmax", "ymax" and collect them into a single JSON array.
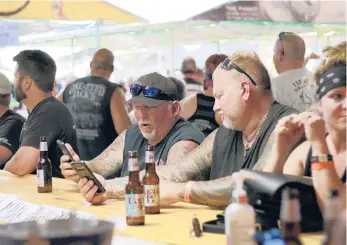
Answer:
[{"xmin": 107, "ymin": 0, "xmax": 229, "ymax": 23}]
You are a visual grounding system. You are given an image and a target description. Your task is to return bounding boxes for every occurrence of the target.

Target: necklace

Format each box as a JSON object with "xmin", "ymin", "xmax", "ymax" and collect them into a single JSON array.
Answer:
[{"xmin": 243, "ymin": 108, "xmax": 271, "ymax": 157}]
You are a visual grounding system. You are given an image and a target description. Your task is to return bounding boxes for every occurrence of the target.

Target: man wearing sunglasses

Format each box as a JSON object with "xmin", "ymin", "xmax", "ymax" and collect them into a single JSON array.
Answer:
[
  {"xmin": 272, "ymin": 32, "xmax": 316, "ymax": 112},
  {"xmin": 60, "ymin": 72, "xmax": 205, "ymax": 204},
  {"xmin": 153, "ymin": 51, "xmax": 298, "ymax": 207}
]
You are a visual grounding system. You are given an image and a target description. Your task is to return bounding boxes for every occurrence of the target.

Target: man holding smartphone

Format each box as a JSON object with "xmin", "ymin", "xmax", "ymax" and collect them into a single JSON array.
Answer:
[{"xmin": 60, "ymin": 72, "xmax": 205, "ymax": 204}]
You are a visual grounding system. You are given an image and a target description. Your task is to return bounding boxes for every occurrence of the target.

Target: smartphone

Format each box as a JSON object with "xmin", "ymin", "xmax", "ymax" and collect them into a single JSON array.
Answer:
[
  {"xmin": 56, "ymin": 140, "xmax": 74, "ymax": 161},
  {"xmin": 70, "ymin": 161, "xmax": 106, "ymax": 193}
]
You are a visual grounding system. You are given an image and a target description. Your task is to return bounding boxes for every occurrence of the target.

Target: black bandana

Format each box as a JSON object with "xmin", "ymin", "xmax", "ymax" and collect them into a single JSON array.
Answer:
[{"xmin": 316, "ymin": 65, "xmax": 346, "ymax": 99}]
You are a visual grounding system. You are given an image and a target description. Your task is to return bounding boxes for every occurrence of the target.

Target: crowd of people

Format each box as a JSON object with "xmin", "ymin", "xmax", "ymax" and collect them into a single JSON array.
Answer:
[{"xmin": 0, "ymin": 33, "xmax": 345, "ymax": 237}]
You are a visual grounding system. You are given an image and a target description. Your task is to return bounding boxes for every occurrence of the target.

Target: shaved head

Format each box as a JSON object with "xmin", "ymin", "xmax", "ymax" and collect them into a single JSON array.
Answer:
[
  {"xmin": 276, "ymin": 34, "xmax": 306, "ymax": 61},
  {"xmin": 91, "ymin": 48, "xmax": 114, "ymax": 71}
]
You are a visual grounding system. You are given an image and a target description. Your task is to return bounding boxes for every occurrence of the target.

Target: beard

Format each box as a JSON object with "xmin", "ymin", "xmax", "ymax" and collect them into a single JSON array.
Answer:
[
  {"xmin": 137, "ymin": 119, "xmax": 157, "ymax": 140},
  {"xmin": 222, "ymin": 117, "xmax": 233, "ymax": 129},
  {"xmin": 14, "ymin": 81, "xmax": 27, "ymax": 102},
  {"xmin": 141, "ymin": 130, "xmax": 157, "ymax": 140}
]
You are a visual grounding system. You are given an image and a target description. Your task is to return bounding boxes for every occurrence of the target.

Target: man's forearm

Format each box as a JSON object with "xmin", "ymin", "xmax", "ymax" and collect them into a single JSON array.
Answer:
[
  {"xmin": 86, "ymin": 159, "xmax": 123, "ymax": 179},
  {"xmin": 157, "ymin": 130, "xmax": 216, "ymax": 183},
  {"xmin": 177, "ymin": 176, "xmax": 233, "ymax": 207}
]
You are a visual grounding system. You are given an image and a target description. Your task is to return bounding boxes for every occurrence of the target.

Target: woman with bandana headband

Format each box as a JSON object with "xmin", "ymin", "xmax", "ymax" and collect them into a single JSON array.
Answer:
[
  {"xmin": 264, "ymin": 42, "xmax": 346, "ymax": 212},
  {"xmin": 181, "ymin": 54, "xmax": 227, "ymax": 137}
]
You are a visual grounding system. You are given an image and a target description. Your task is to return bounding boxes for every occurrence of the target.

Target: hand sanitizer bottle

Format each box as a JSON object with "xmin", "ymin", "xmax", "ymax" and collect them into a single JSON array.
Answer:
[{"xmin": 225, "ymin": 172, "xmax": 256, "ymax": 245}]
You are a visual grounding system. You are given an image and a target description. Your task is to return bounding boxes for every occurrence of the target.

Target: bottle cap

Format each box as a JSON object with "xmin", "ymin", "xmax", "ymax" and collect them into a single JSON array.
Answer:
[{"xmin": 146, "ymin": 145, "xmax": 155, "ymax": 151}]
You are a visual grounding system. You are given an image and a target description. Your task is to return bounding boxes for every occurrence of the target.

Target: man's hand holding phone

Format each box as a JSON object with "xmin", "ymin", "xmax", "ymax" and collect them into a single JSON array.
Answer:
[
  {"xmin": 78, "ymin": 174, "xmax": 110, "ymax": 205},
  {"xmin": 59, "ymin": 143, "xmax": 81, "ymax": 183}
]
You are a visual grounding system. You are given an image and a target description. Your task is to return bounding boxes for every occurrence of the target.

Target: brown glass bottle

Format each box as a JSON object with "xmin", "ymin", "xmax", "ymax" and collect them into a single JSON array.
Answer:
[
  {"xmin": 280, "ymin": 188, "xmax": 303, "ymax": 245},
  {"xmin": 142, "ymin": 145, "xmax": 160, "ymax": 214},
  {"xmin": 37, "ymin": 136, "xmax": 52, "ymax": 193},
  {"xmin": 125, "ymin": 151, "xmax": 145, "ymax": 226},
  {"xmin": 321, "ymin": 189, "xmax": 340, "ymax": 245}
]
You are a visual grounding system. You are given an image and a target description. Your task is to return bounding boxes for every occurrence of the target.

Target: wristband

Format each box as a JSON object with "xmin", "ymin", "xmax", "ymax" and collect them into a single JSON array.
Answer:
[
  {"xmin": 184, "ymin": 181, "xmax": 194, "ymax": 203},
  {"xmin": 311, "ymin": 161, "xmax": 334, "ymax": 170},
  {"xmin": 310, "ymin": 154, "xmax": 333, "ymax": 163}
]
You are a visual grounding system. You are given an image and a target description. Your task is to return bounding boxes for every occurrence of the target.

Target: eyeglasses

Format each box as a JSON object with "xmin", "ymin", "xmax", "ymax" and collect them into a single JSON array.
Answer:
[
  {"xmin": 278, "ymin": 32, "xmax": 295, "ymax": 55},
  {"xmin": 130, "ymin": 84, "xmax": 174, "ymax": 101},
  {"xmin": 220, "ymin": 58, "xmax": 257, "ymax": 86}
]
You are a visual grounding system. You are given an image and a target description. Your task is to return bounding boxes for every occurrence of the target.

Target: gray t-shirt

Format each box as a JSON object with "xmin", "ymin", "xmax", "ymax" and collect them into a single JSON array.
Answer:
[{"xmin": 271, "ymin": 68, "xmax": 316, "ymax": 112}]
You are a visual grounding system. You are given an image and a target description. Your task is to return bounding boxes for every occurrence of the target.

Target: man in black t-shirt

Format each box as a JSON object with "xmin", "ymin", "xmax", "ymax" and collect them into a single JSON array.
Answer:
[
  {"xmin": 60, "ymin": 72, "xmax": 205, "ymax": 204},
  {"xmin": 58, "ymin": 49, "xmax": 131, "ymax": 160},
  {"xmin": 4, "ymin": 50, "xmax": 78, "ymax": 178},
  {"xmin": 0, "ymin": 73, "xmax": 25, "ymax": 166}
]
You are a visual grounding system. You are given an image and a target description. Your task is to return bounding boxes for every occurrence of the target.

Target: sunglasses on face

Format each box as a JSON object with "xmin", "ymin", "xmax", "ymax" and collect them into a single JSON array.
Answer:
[
  {"xmin": 278, "ymin": 32, "xmax": 295, "ymax": 55},
  {"xmin": 220, "ymin": 58, "xmax": 257, "ymax": 86},
  {"xmin": 130, "ymin": 84, "xmax": 174, "ymax": 101}
]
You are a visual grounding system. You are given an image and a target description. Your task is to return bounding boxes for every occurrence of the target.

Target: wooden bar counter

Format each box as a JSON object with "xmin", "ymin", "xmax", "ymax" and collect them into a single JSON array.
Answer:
[{"xmin": 0, "ymin": 171, "xmax": 322, "ymax": 245}]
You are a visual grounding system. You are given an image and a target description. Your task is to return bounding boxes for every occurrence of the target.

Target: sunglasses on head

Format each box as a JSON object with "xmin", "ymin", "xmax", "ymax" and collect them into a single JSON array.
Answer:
[
  {"xmin": 220, "ymin": 58, "xmax": 257, "ymax": 86},
  {"xmin": 278, "ymin": 32, "xmax": 295, "ymax": 55},
  {"xmin": 130, "ymin": 84, "xmax": 174, "ymax": 101}
]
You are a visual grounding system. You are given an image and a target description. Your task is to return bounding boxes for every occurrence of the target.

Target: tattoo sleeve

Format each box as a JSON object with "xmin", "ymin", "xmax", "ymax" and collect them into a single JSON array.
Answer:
[
  {"xmin": 157, "ymin": 130, "xmax": 217, "ymax": 183},
  {"xmin": 177, "ymin": 176, "xmax": 233, "ymax": 207},
  {"xmin": 86, "ymin": 131, "xmax": 126, "ymax": 178}
]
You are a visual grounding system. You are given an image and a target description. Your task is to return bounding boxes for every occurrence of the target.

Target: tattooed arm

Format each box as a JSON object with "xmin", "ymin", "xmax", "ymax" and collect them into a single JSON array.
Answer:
[
  {"xmin": 161, "ymin": 131, "xmax": 281, "ymax": 207},
  {"xmin": 86, "ymin": 130, "xmax": 126, "ymax": 178},
  {"xmin": 157, "ymin": 130, "xmax": 217, "ymax": 182},
  {"xmin": 92, "ymin": 140, "xmax": 200, "ymax": 200}
]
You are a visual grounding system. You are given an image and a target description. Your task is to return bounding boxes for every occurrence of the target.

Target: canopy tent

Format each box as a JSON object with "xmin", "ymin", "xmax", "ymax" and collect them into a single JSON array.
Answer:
[
  {"xmin": 18, "ymin": 20, "xmax": 346, "ymax": 49},
  {"xmin": 0, "ymin": 0, "xmax": 145, "ymax": 23},
  {"xmin": 190, "ymin": 0, "xmax": 346, "ymax": 24}
]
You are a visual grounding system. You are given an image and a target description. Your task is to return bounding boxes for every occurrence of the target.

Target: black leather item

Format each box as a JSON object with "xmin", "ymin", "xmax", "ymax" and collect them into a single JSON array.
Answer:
[{"xmin": 241, "ymin": 170, "xmax": 323, "ymax": 232}]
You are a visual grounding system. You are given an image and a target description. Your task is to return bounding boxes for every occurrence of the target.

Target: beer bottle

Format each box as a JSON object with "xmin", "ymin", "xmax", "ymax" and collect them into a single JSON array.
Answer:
[
  {"xmin": 321, "ymin": 189, "xmax": 340, "ymax": 245},
  {"xmin": 279, "ymin": 188, "xmax": 303, "ymax": 245},
  {"xmin": 125, "ymin": 151, "xmax": 145, "ymax": 226},
  {"xmin": 37, "ymin": 136, "xmax": 52, "ymax": 193},
  {"xmin": 142, "ymin": 145, "xmax": 160, "ymax": 214}
]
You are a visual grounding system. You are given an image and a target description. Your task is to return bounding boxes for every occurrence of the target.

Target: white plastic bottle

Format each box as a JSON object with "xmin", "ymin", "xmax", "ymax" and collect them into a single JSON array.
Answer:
[{"xmin": 225, "ymin": 172, "xmax": 256, "ymax": 245}]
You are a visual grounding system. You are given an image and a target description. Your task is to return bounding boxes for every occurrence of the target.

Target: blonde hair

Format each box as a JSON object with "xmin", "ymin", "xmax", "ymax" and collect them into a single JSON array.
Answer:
[
  {"xmin": 314, "ymin": 41, "xmax": 346, "ymax": 82},
  {"xmin": 229, "ymin": 51, "xmax": 271, "ymax": 95}
]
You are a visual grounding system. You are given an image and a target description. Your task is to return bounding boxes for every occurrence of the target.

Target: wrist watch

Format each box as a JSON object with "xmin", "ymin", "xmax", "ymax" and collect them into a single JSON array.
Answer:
[{"xmin": 310, "ymin": 154, "xmax": 333, "ymax": 163}]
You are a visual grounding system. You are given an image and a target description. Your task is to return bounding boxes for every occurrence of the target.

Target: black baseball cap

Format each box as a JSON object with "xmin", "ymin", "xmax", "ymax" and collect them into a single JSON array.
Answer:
[{"xmin": 127, "ymin": 72, "xmax": 178, "ymax": 107}]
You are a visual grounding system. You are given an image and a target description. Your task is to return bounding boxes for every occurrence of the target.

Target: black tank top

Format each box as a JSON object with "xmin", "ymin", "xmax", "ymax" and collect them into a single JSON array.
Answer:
[
  {"xmin": 188, "ymin": 94, "xmax": 219, "ymax": 137},
  {"xmin": 121, "ymin": 118, "xmax": 205, "ymax": 177},
  {"xmin": 63, "ymin": 75, "xmax": 120, "ymax": 160},
  {"xmin": 210, "ymin": 102, "xmax": 298, "ymax": 180},
  {"xmin": 304, "ymin": 147, "xmax": 346, "ymax": 183}
]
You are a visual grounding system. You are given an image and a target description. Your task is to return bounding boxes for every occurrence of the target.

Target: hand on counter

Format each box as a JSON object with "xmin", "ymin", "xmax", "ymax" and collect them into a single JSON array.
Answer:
[{"xmin": 159, "ymin": 180, "xmax": 182, "ymax": 205}]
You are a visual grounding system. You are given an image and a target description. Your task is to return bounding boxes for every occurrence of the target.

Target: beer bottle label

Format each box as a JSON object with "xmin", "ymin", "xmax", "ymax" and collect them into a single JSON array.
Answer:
[
  {"xmin": 126, "ymin": 193, "xmax": 145, "ymax": 217},
  {"xmin": 144, "ymin": 185, "xmax": 159, "ymax": 207},
  {"xmin": 40, "ymin": 142, "xmax": 48, "ymax": 151},
  {"xmin": 128, "ymin": 158, "xmax": 139, "ymax": 172},
  {"xmin": 145, "ymin": 152, "xmax": 155, "ymax": 163},
  {"xmin": 37, "ymin": 170, "xmax": 45, "ymax": 187}
]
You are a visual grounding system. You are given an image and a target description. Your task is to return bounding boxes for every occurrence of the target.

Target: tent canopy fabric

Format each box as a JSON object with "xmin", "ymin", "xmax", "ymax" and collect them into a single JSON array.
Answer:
[
  {"xmin": 0, "ymin": 0, "xmax": 145, "ymax": 22},
  {"xmin": 19, "ymin": 20, "xmax": 346, "ymax": 49}
]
